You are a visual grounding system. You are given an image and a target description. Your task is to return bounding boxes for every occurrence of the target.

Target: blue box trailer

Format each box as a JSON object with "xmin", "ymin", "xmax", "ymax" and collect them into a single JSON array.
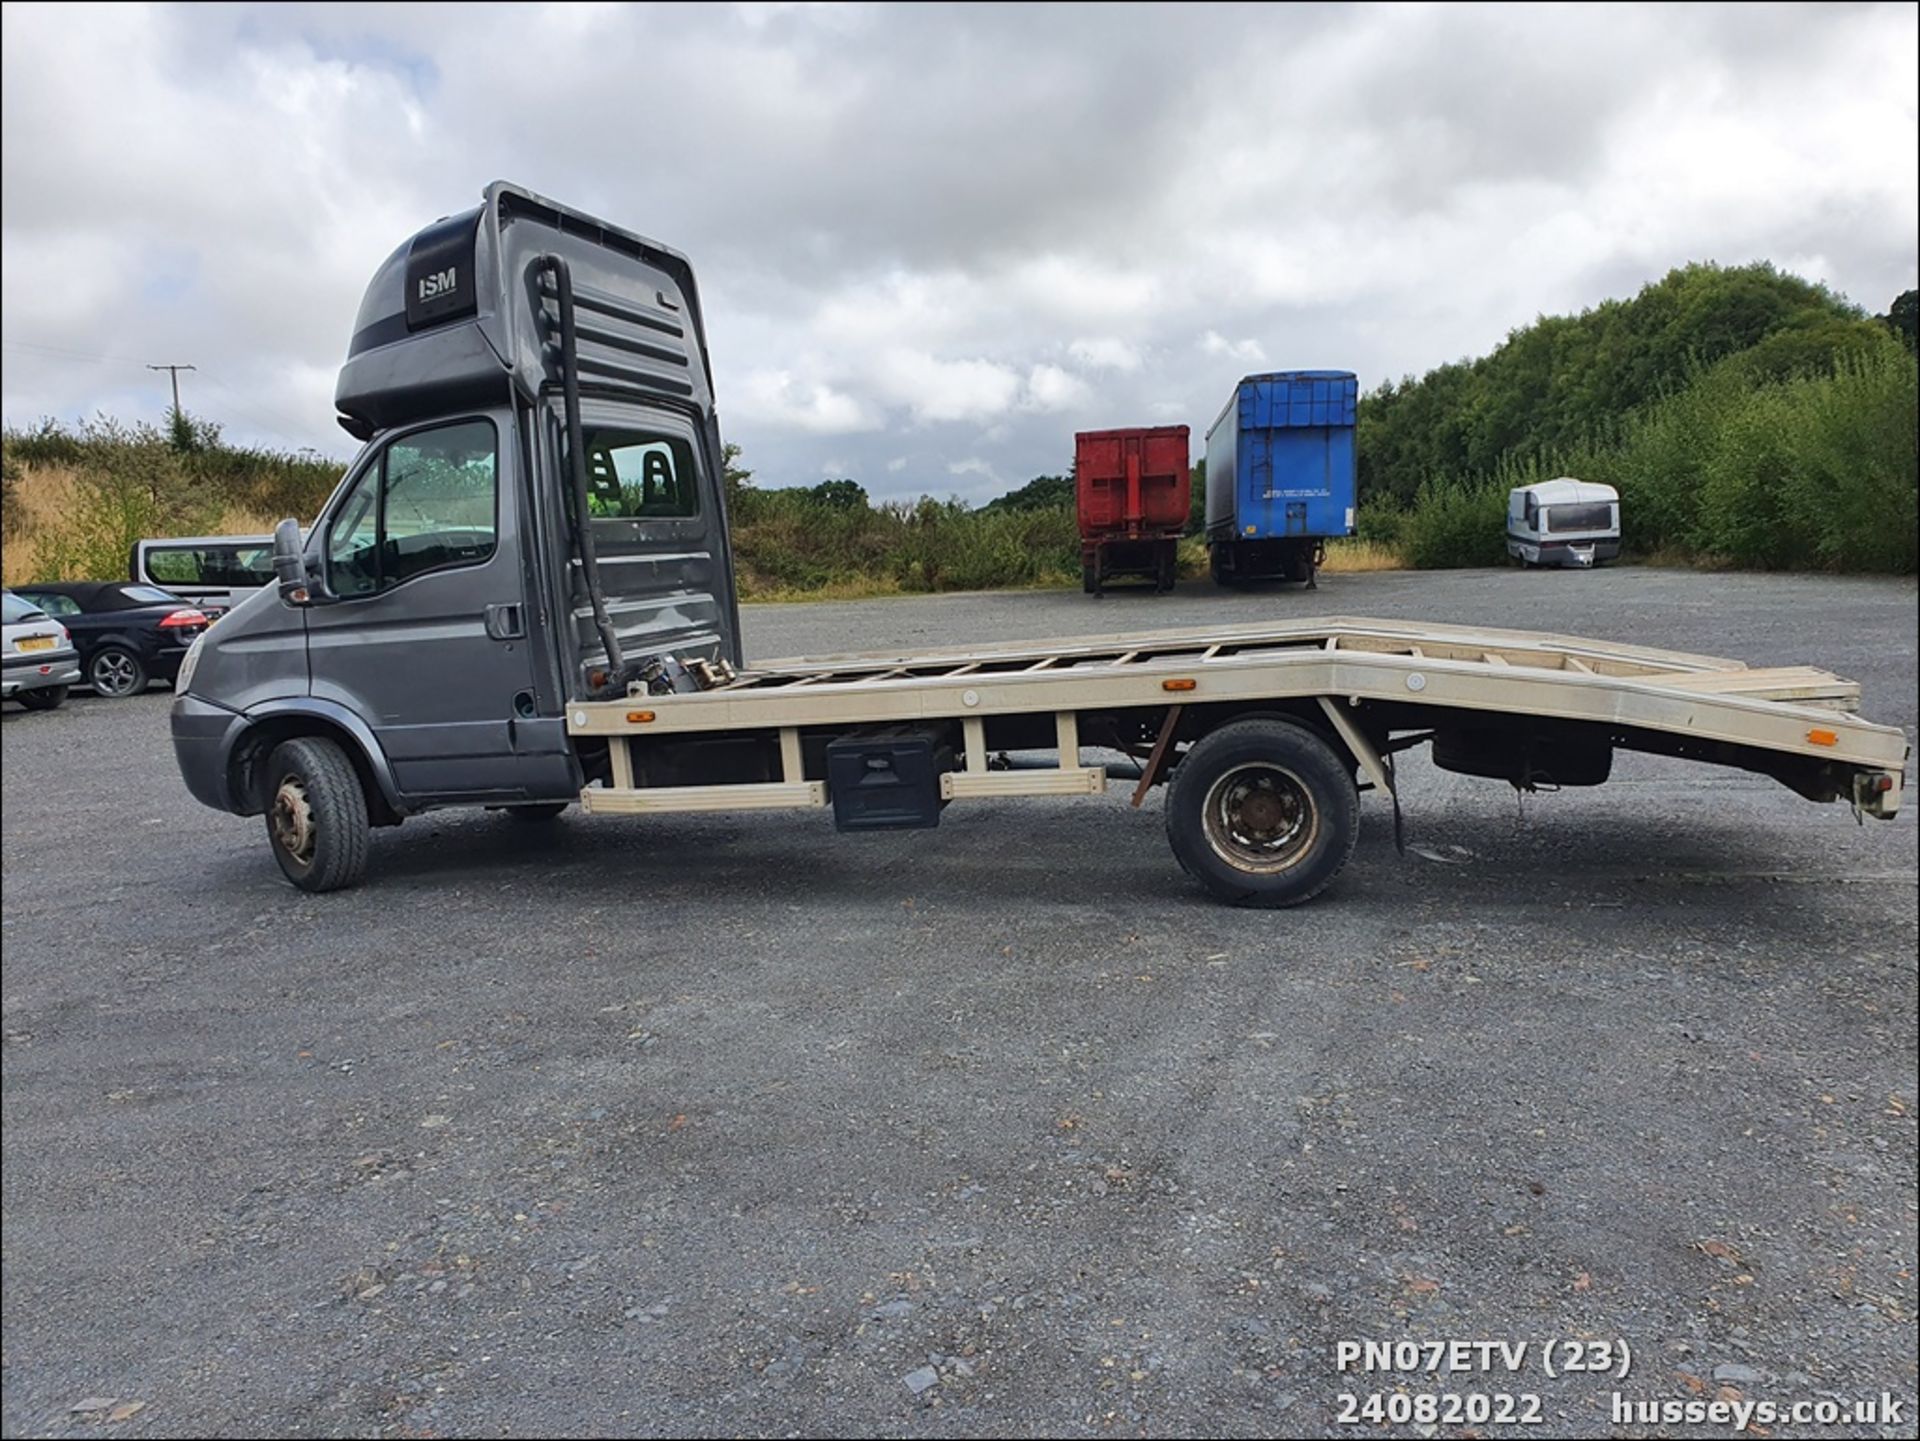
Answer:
[{"xmin": 1205, "ymin": 370, "xmax": 1358, "ymax": 587}]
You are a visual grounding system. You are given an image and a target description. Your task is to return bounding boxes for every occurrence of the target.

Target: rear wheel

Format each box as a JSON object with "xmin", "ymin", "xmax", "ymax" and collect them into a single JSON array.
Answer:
[
  {"xmin": 17, "ymin": 685, "xmax": 68, "ymax": 711},
  {"xmin": 89, "ymin": 646, "xmax": 147, "ymax": 698},
  {"xmin": 264, "ymin": 736, "xmax": 370, "ymax": 892},
  {"xmin": 1155, "ymin": 542, "xmax": 1177, "ymax": 593},
  {"xmin": 1164, "ymin": 718, "xmax": 1359, "ymax": 907}
]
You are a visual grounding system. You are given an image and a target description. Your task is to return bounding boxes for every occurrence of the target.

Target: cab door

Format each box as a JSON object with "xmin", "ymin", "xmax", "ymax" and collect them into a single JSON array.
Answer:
[{"xmin": 302, "ymin": 411, "xmax": 571, "ymax": 802}]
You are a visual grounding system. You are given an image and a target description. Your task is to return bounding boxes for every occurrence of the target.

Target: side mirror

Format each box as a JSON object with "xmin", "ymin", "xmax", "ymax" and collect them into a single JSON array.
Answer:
[{"xmin": 273, "ymin": 517, "xmax": 313, "ymax": 604}]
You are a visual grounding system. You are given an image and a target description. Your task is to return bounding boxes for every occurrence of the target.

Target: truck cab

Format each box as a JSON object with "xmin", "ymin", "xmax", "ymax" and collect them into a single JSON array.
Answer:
[{"xmin": 171, "ymin": 183, "xmax": 741, "ymax": 877}]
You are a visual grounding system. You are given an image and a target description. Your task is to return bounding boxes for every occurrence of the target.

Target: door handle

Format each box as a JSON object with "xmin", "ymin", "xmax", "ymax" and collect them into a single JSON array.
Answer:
[{"xmin": 485, "ymin": 602, "xmax": 525, "ymax": 641}]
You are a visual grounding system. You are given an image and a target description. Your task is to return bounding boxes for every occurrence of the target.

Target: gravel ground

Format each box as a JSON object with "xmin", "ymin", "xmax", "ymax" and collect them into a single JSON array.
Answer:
[{"xmin": 2, "ymin": 567, "xmax": 1915, "ymax": 1438}]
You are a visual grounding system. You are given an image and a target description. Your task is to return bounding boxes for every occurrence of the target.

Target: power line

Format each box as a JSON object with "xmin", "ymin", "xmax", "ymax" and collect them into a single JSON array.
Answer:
[
  {"xmin": 0, "ymin": 339, "xmax": 147, "ymax": 366},
  {"xmin": 194, "ymin": 370, "xmax": 324, "ymax": 451},
  {"xmin": 4, "ymin": 338, "xmax": 334, "ymax": 453}
]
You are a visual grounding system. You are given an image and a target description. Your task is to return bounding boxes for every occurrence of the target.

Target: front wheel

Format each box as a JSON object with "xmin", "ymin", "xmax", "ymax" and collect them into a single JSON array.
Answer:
[
  {"xmin": 17, "ymin": 685, "xmax": 68, "ymax": 711},
  {"xmin": 1164, "ymin": 717, "xmax": 1359, "ymax": 907},
  {"xmin": 264, "ymin": 736, "xmax": 370, "ymax": 892},
  {"xmin": 89, "ymin": 646, "xmax": 148, "ymax": 698}
]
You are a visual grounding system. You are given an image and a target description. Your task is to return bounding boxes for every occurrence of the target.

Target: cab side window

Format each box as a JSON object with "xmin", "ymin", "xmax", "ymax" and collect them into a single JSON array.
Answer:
[{"xmin": 327, "ymin": 419, "xmax": 497, "ymax": 596}]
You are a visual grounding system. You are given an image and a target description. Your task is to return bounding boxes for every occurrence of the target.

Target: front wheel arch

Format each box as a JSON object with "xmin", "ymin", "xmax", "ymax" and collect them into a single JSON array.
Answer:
[{"xmin": 227, "ymin": 712, "xmax": 403, "ymax": 826}]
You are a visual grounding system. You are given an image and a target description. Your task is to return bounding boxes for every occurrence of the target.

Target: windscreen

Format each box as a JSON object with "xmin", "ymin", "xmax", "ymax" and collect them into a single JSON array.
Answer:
[
  {"xmin": 1545, "ymin": 502, "xmax": 1614, "ymax": 533},
  {"xmin": 2, "ymin": 593, "xmax": 47, "ymax": 624}
]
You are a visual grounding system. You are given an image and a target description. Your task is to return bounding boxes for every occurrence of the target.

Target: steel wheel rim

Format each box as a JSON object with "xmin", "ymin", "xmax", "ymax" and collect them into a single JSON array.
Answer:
[
  {"xmin": 271, "ymin": 776, "xmax": 317, "ymax": 869},
  {"xmin": 1202, "ymin": 761, "xmax": 1318, "ymax": 873},
  {"xmin": 92, "ymin": 651, "xmax": 139, "ymax": 695}
]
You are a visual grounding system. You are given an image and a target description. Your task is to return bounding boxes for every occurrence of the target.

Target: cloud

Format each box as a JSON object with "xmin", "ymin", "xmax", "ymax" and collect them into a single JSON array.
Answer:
[
  {"xmin": 1069, "ymin": 337, "xmax": 1144, "ymax": 372},
  {"xmin": 874, "ymin": 351, "xmax": 1022, "ymax": 424},
  {"xmin": 734, "ymin": 368, "xmax": 878, "ymax": 434},
  {"xmin": 1022, "ymin": 363, "xmax": 1091, "ymax": 412},
  {"xmin": 1201, "ymin": 331, "xmax": 1269, "ymax": 364},
  {"xmin": 1, "ymin": 3, "xmax": 1912, "ymax": 506}
]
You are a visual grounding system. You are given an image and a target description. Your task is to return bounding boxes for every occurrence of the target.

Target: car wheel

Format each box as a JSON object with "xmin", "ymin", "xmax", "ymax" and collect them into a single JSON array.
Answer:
[
  {"xmin": 505, "ymin": 803, "xmax": 569, "ymax": 822},
  {"xmin": 16, "ymin": 685, "xmax": 69, "ymax": 711},
  {"xmin": 89, "ymin": 646, "xmax": 148, "ymax": 698},
  {"xmin": 264, "ymin": 736, "xmax": 371, "ymax": 892}
]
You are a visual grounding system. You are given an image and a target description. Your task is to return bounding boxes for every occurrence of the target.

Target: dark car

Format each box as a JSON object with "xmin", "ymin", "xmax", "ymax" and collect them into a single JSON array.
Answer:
[{"xmin": 10, "ymin": 583, "xmax": 209, "ymax": 698}]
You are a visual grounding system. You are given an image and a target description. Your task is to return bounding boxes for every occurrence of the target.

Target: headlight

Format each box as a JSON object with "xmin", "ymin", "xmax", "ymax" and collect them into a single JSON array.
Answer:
[{"xmin": 175, "ymin": 632, "xmax": 206, "ymax": 694}]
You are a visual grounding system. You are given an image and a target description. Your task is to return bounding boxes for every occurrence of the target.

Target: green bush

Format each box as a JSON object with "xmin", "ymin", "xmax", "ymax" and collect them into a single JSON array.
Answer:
[
  {"xmin": 1354, "ymin": 501, "xmax": 1408, "ymax": 549},
  {"xmin": 1400, "ymin": 477, "xmax": 1510, "ymax": 569},
  {"xmin": 730, "ymin": 489, "xmax": 1078, "ymax": 596}
]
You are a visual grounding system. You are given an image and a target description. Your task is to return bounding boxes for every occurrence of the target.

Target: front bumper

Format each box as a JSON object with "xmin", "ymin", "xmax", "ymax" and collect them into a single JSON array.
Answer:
[
  {"xmin": 1547, "ymin": 538, "xmax": 1619, "ymax": 566},
  {"xmin": 2, "ymin": 649, "xmax": 82, "ymax": 698},
  {"xmin": 151, "ymin": 641, "xmax": 197, "ymax": 682},
  {"xmin": 171, "ymin": 693, "xmax": 248, "ymax": 812}
]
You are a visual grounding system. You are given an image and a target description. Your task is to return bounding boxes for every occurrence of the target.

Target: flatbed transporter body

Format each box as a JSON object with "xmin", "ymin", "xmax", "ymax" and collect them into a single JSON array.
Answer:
[{"xmin": 170, "ymin": 183, "xmax": 1908, "ymax": 900}]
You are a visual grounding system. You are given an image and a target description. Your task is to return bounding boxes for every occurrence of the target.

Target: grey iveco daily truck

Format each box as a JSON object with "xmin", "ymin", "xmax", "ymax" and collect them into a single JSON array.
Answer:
[{"xmin": 170, "ymin": 184, "xmax": 1907, "ymax": 900}]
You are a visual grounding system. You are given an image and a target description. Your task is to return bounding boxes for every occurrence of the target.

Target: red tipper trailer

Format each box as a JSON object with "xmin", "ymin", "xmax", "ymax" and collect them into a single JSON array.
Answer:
[{"xmin": 1074, "ymin": 426, "xmax": 1191, "ymax": 595}]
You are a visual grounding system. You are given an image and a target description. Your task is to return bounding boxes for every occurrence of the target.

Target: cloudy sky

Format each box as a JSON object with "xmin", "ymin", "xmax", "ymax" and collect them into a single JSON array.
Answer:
[{"xmin": 2, "ymin": 2, "xmax": 1915, "ymax": 502}]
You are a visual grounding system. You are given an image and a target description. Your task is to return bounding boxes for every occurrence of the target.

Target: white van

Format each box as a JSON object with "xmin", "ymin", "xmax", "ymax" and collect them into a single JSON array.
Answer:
[
  {"xmin": 1506, "ymin": 478, "xmax": 1620, "ymax": 568},
  {"xmin": 131, "ymin": 535, "xmax": 283, "ymax": 618}
]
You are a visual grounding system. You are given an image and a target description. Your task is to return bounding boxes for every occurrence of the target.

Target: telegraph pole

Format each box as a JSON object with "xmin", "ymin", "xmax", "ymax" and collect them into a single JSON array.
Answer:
[{"xmin": 147, "ymin": 362, "xmax": 195, "ymax": 419}]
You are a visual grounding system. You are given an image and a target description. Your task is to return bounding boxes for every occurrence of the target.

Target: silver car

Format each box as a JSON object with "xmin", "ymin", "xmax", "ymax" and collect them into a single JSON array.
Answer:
[{"xmin": 2, "ymin": 590, "xmax": 81, "ymax": 710}]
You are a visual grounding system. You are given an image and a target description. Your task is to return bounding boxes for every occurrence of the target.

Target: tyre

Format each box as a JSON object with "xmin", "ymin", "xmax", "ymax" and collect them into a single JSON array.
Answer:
[
  {"xmin": 1155, "ymin": 542, "xmax": 1177, "ymax": 593},
  {"xmin": 16, "ymin": 685, "xmax": 68, "ymax": 711},
  {"xmin": 1164, "ymin": 717, "xmax": 1359, "ymax": 907},
  {"xmin": 88, "ymin": 646, "xmax": 148, "ymax": 698},
  {"xmin": 263, "ymin": 736, "xmax": 371, "ymax": 892},
  {"xmin": 1082, "ymin": 559, "xmax": 1099, "ymax": 595},
  {"xmin": 505, "ymin": 802, "xmax": 568, "ymax": 822}
]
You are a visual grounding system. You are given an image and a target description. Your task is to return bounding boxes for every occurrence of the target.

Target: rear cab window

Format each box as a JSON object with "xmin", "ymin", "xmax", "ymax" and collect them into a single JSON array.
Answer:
[{"xmin": 581, "ymin": 426, "xmax": 700, "ymax": 521}]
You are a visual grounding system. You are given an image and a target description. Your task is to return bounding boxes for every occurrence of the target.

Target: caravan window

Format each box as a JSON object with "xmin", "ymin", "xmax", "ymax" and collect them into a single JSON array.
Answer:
[
  {"xmin": 1522, "ymin": 493, "xmax": 1539, "ymax": 529},
  {"xmin": 1545, "ymin": 502, "xmax": 1613, "ymax": 533}
]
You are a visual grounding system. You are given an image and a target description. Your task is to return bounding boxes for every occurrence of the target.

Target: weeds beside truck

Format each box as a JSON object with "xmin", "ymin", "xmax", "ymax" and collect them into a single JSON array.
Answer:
[{"xmin": 170, "ymin": 183, "xmax": 1908, "ymax": 901}]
